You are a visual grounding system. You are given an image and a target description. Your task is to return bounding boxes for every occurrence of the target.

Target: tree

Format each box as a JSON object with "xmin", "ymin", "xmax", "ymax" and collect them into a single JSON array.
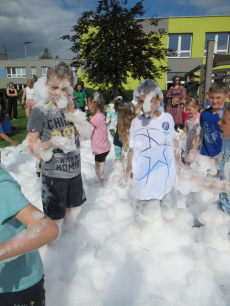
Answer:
[
  {"xmin": 32, "ymin": 74, "xmax": 38, "ymax": 83},
  {"xmin": 39, "ymin": 48, "xmax": 53, "ymax": 59},
  {"xmin": 55, "ymin": 55, "xmax": 60, "ymax": 59},
  {"xmin": 61, "ymin": 0, "xmax": 169, "ymax": 91}
]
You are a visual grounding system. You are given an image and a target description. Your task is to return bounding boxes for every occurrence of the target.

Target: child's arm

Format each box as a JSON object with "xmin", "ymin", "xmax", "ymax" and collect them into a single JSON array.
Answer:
[
  {"xmin": 106, "ymin": 113, "xmax": 111, "ymax": 124},
  {"xmin": 180, "ymin": 172, "xmax": 230, "ymax": 193},
  {"xmin": 21, "ymin": 87, "xmax": 27, "ymax": 105},
  {"xmin": 173, "ymin": 139, "xmax": 187, "ymax": 172},
  {"xmin": 27, "ymin": 131, "xmax": 69, "ymax": 160},
  {"xmin": 65, "ymin": 99, "xmax": 93, "ymax": 140},
  {"xmin": 0, "ymin": 204, "xmax": 58, "ymax": 262},
  {"xmin": 178, "ymin": 124, "xmax": 188, "ymax": 147},
  {"xmin": 0, "ymin": 131, "xmax": 18, "ymax": 147},
  {"xmin": 118, "ymin": 149, "xmax": 133, "ymax": 188},
  {"xmin": 187, "ymin": 127, "xmax": 203, "ymax": 162}
]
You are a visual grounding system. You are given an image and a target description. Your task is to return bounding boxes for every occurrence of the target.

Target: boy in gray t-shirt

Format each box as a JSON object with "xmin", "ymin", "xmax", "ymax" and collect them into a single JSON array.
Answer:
[{"xmin": 27, "ymin": 61, "xmax": 93, "ymax": 235}]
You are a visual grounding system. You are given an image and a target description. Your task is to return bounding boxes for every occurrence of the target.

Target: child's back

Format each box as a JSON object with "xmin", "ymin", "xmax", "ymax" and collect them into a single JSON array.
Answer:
[
  {"xmin": 91, "ymin": 112, "xmax": 111, "ymax": 155},
  {"xmin": 130, "ymin": 112, "xmax": 176, "ymax": 200}
]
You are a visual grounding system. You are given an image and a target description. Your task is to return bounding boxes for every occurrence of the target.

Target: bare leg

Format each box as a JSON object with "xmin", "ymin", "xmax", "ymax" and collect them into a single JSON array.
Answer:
[
  {"xmin": 25, "ymin": 108, "xmax": 30, "ymax": 120},
  {"xmin": 65, "ymin": 206, "xmax": 81, "ymax": 227},
  {"xmin": 95, "ymin": 161, "xmax": 107, "ymax": 184},
  {"xmin": 114, "ymin": 159, "xmax": 122, "ymax": 163}
]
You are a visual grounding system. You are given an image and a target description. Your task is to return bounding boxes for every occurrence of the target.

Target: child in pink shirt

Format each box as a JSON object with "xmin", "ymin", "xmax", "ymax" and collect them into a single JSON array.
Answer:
[
  {"xmin": 88, "ymin": 92, "xmax": 111, "ymax": 184},
  {"xmin": 178, "ymin": 98, "xmax": 201, "ymax": 163}
]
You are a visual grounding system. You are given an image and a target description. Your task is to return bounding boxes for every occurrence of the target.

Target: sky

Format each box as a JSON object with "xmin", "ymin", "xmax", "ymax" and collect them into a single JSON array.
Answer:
[{"xmin": 0, "ymin": 0, "xmax": 230, "ymax": 60}]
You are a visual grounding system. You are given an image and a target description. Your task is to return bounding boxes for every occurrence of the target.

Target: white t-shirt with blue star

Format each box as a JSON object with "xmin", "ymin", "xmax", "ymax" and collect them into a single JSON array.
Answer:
[{"xmin": 129, "ymin": 112, "xmax": 176, "ymax": 200}]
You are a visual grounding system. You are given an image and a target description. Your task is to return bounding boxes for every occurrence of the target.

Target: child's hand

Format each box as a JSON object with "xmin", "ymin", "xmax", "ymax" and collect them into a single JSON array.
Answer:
[
  {"xmin": 178, "ymin": 163, "xmax": 187, "ymax": 172},
  {"xmin": 118, "ymin": 173, "xmax": 131, "ymax": 189},
  {"xmin": 67, "ymin": 98, "xmax": 75, "ymax": 113},
  {"xmin": 188, "ymin": 150, "xmax": 196, "ymax": 162},
  {"xmin": 12, "ymin": 141, "xmax": 18, "ymax": 147},
  {"xmin": 51, "ymin": 136, "xmax": 69, "ymax": 150}
]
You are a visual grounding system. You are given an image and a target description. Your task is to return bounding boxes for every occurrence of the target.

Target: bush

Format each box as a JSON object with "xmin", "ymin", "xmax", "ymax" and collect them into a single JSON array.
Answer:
[
  {"xmin": 0, "ymin": 88, "xmax": 7, "ymax": 97},
  {"xmin": 87, "ymin": 87, "xmax": 133, "ymax": 104}
]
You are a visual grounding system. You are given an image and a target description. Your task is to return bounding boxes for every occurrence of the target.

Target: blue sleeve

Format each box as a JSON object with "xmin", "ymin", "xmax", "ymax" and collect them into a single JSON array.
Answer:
[
  {"xmin": 0, "ymin": 125, "xmax": 3, "ymax": 132},
  {"xmin": 0, "ymin": 180, "xmax": 30, "ymax": 224}
]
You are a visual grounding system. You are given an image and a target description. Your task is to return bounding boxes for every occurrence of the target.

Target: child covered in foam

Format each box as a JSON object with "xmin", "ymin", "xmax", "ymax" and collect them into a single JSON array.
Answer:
[
  {"xmin": 187, "ymin": 82, "xmax": 229, "ymax": 176},
  {"xmin": 105, "ymin": 100, "xmax": 117, "ymax": 129},
  {"xmin": 181, "ymin": 101, "xmax": 230, "ymax": 215},
  {"xmin": 120, "ymin": 80, "xmax": 185, "ymax": 224},
  {"xmin": 25, "ymin": 61, "xmax": 93, "ymax": 236},
  {"xmin": 127, "ymin": 79, "xmax": 176, "ymax": 199}
]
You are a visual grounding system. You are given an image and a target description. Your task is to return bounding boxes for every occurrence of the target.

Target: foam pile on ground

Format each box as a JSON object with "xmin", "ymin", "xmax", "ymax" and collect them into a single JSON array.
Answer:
[{"xmin": 2, "ymin": 137, "xmax": 230, "ymax": 306}]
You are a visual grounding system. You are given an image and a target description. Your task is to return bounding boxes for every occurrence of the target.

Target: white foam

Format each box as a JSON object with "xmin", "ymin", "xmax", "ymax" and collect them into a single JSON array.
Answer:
[{"xmin": 1, "ymin": 138, "xmax": 230, "ymax": 305}]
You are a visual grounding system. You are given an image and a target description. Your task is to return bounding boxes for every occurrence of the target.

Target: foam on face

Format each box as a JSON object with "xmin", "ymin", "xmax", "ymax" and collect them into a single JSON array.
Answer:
[{"xmin": 133, "ymin": 80, "xmax": 163, "ymax": 118}]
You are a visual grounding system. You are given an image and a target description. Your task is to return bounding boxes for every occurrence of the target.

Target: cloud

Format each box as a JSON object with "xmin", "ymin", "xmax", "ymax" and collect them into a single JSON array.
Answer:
[
  {"xmin": 175, "ymin": 0, "xmax": 230, "ymax": 15},
  {"xmin": 0, "ymin": 0, "xmax": 84, "ymax": 60}
]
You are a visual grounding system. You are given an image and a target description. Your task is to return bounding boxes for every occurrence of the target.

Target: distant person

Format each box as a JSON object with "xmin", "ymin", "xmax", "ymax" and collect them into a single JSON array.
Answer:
[
  {"xmin": 22, "ymin": 79, "xmax": 35, "ymax": 120},
  {"xmin": 6, "ymin": 82, "xmax": 17, "ymax": 120},
  {"xmin": 80, "ymin": 81, "xmax": 89, "ymax": 97},
  {"xmin": 0, "ymin": 166, "xmax": 58, "ymax": 306},
  {"xmin": 110, "ymin": 84, "xmax": 122, "ymax": 101},
  {"xmin": 73, "ymin": 84, "xmax": 87, "ymax": 112},
  {"xmin": 185, "ymin": 73, "xmax": 205, "ymax": 97},
  {"xmin": 166, "ymin": 76, "xmax": 186, "ymax": 129}
]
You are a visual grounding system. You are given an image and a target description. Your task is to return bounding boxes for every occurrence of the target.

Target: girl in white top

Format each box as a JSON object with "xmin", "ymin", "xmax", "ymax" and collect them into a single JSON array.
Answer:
[
  {"xmin": 22, "ymin": 79, "xmax": 35, "ymax": 120},
  {"xmin": 178, "ymin": 98, "xmax": 201, "ymax": 163}
]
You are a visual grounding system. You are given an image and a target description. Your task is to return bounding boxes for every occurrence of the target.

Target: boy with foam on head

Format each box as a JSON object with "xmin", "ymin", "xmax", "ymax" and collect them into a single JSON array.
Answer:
[
  {"xmin": 120, "ymin": 80, "xmax": 185, "ymax": 224},
  {"xmin": 26, "ymin": 61, "xmax": 93, "ymax": 236},
  {"xmin": 188, "ymin": 82, "xmax": 229, "ymax": 170}
]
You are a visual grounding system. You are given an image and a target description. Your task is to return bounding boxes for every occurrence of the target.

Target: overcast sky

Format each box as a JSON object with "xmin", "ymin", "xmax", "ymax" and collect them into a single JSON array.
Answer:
[{"xmin": 0, "ymin": 0, "xmax": 230, "ymax": 60}]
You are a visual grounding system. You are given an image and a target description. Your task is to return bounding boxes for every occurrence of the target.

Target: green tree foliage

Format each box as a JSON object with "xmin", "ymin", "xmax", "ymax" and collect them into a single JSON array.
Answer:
[
  {"xmin": 39, "ymin": 48, "xmax": 53, "ymax": 59},
  {"xmin": 32, "ymin": 74, "xmax": 38, "ymax": 83},
  {"xmin": 61, "ymin": 0, "xmax": 168, "ymax": 91}
]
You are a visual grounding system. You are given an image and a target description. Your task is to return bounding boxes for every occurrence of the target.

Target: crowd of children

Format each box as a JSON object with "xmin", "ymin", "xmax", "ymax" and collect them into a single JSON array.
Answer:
[{"xmin": 1, "ymin": 59, "xmax": 230, "ymax": 305}]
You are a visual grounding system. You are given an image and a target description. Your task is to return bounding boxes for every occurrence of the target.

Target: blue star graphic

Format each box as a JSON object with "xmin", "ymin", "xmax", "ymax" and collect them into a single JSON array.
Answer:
[{"xmin": 134, "ymin": 127, "xmax": 172, "ymax": 184}]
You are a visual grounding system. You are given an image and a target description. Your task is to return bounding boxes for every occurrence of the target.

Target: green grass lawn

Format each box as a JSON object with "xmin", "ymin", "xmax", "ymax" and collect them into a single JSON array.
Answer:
[{"xmin": 1, "ymin": 107, "xmax": 28, "ymax": 148}]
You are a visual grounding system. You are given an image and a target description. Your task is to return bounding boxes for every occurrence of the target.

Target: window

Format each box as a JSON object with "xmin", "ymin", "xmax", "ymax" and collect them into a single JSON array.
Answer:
[
  {"xmin": 168, "ymin": 34, "xmax": 192, "ymax": 58},
  {"xmin": 166, "ymin": 72, "xmax": 186, "ymax": 90},
  {"xmin": 42, "ymin": 67, "xmax": 48, "ymax": 77},
  {"xmin": 204, "ymin": 33, "xmax": 229, "ymax": 57},
  {"xmin": 6, "ymin": 67, "xmax": 26, "ymax": 78},
  {"xmin": 31, "ymin": 67, "xmax": 36, "ymax": 76}
]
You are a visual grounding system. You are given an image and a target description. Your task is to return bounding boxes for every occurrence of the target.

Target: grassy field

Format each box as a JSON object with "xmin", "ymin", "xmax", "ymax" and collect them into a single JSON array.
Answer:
[{"xmin": 1, "ymin": 107, "xmax": 28, "ymax": 148}]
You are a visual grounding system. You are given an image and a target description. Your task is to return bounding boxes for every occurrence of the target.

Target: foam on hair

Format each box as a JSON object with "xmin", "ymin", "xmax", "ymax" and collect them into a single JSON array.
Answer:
[
  {"xmin": 47, "ymin": 61, "xmax": 75, "ymax": 85},
  {"xmin": 90, "ymin": 92, "xmax": 104, "ymax": 115},
  {"xmin": 133, "ymin": 79, "xmax": 163, "ymax": 113},
  {"xmin": 185, "ymin": 98, "xmax": 201, "ymax": 112}
]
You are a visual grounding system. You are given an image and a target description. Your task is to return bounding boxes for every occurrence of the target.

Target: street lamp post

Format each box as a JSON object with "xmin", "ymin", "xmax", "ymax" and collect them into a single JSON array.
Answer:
[{"xmin": 24, "ymin": 42, "xmax": 32, "ymax": 80}]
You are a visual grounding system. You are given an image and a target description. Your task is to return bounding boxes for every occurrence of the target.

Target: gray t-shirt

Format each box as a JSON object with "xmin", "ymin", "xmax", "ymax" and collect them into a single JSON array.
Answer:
[{"xmin": 28, "ymin": 103, "xmax": 81, "ymax": 179}]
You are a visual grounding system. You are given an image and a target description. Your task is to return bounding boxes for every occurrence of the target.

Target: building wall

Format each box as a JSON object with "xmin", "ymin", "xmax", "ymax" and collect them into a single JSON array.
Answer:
[
  {"xmin": 167, "ymin": 16, "xmax": 230, "ymax": 83},
  {"xmin": 0, "ymin": 59, "xmax": 73, "ymax": 89}
]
